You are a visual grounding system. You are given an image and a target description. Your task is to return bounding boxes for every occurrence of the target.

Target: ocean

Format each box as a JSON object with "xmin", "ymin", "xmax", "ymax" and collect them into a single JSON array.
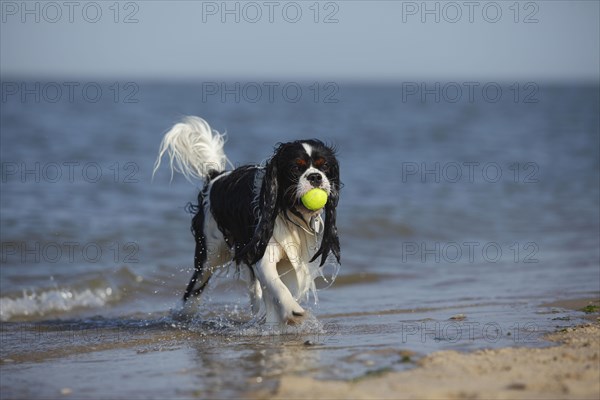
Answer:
[{"xmin": 1, "ymin": 81, "xmax": 599, "ymax": 398}]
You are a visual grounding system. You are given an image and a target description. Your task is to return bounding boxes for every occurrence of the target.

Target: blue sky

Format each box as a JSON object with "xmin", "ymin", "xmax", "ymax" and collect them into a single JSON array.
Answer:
[{"xmin": 1, "ymin": 1, "xmax": 598, "ymax": 81}]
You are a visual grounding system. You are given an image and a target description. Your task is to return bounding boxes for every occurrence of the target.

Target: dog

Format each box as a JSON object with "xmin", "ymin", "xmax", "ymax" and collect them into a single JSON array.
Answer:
[{"xmin": 154, "ymin": 116, "xmax": 340, "ymax": 325}]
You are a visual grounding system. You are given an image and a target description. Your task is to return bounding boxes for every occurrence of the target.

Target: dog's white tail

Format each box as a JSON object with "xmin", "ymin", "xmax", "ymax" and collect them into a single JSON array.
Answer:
[{"xmin": 153, "ymin": 116, "xmax": 230, "ymax": 182}]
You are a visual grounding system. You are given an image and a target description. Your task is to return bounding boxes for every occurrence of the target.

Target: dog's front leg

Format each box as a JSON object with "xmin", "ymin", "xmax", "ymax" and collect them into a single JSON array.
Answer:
[
  {"xmin": 255, "ymin": 243, "xmax": 306, "ymax": 325},
  {"xmin": 248, "ymin": 278, "xmax": 263, "ymax": 316}
]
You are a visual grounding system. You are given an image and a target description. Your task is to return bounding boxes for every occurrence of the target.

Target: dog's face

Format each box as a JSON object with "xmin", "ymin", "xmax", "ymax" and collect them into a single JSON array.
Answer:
[
  {"xmin": 272, "ymin": 140, "xmax": 339, "ymax": 213},
  {"xmin": 245, "ymin": 139, "xmax": 340, "ymax": 267}
]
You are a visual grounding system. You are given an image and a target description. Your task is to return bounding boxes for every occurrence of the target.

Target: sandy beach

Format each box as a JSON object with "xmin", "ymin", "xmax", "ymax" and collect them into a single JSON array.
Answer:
[{"xmin": 271, "ymin": 320, "xmax": 600, "ymax": 400}]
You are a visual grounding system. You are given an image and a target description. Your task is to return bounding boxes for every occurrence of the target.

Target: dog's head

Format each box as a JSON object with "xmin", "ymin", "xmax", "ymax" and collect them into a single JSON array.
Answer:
[
  {"xmin": 270, "ymin": 140, "xmax": 339, "ymax": 214},
  {"xmin": 239, "ymin": 140, "xmax": 341, "ymax": 266}
]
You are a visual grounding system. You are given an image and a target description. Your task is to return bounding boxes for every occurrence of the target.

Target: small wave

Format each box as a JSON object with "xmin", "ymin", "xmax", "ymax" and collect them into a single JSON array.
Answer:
[{"xmin": 0, "ymin": 287, "xmax": 116, "ymax": 322}]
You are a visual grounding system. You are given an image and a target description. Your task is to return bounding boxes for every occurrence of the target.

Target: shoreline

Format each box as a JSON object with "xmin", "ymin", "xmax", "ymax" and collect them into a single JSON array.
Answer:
[{"xmin": 268, "ymin": 300, "xmax": 600, "ymax": 400}]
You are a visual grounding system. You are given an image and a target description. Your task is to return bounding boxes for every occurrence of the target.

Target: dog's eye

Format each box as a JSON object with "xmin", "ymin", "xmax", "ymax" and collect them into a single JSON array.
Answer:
[
  {"xmin": 314, "ymin": 157, "xmax": 329, "ymax": 172},
  {"xmin": 293, "ymin": 159, "xmax": 307, "ymax": 173}
]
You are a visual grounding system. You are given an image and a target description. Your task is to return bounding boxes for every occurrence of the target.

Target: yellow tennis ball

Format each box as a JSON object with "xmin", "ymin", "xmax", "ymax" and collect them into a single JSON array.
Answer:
[{"xmin": 301, "ymin": 188, "xmax": 328, "ymax": 210}]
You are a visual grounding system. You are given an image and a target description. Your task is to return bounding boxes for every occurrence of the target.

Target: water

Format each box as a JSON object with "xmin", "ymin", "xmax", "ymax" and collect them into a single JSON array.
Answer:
[{"xmin": 1, "ymin": 82, "xmax": 599, "ymax": 398}]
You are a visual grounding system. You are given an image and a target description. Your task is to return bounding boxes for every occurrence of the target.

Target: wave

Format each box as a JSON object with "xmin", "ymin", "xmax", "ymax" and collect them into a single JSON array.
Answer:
[
  {"xmin": 0, "ymin": 286, "xmax": 117, "ymax": 322},
  {"xmin": 0, "ymin": 266, "xmax": 147, "ymax": 321}
]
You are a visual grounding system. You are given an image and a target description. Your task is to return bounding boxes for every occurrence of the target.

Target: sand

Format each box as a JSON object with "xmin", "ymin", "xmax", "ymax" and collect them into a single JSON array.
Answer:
[{"xmin": 271, "ymin": 322, "xmax": 600, "ymax": 399}]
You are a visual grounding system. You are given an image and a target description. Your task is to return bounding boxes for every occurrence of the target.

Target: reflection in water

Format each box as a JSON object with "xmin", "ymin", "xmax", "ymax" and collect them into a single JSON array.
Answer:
[{"xmin": 188, "ymin": 335, "xmax": 322, "ymax": 397}]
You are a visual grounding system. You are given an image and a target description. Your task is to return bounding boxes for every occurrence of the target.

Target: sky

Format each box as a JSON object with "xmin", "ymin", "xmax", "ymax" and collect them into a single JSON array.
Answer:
[{"xmin": 1, "ymin": 1, "xmax": 599, "ymax": 82}]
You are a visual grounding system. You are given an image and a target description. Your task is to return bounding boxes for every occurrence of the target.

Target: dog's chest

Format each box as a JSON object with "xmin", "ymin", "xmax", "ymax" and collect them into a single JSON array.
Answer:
[{"xmin": 272, "ymin": 213, "xmax": 322, "ymax": 263}]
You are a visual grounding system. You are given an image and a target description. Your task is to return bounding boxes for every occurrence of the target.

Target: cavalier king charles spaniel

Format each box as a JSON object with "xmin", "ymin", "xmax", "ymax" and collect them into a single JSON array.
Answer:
[{"xmin": 154, "ymin": 117, "xmax": 340, "ymax": 325}]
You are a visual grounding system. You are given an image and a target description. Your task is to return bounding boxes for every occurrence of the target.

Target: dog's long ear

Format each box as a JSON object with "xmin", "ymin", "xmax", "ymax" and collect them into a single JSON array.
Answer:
[
  {"xmin": 311, "ymin": 159, "xmax": 341, "ymax": 266},
  {"xmin": 236, "ymin": 156, "xmax": 279, "ymax": 265}
]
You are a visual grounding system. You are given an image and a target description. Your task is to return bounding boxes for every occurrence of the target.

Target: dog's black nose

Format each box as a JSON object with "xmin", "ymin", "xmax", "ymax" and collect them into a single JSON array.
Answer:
[{"xmin": 307, "ymin": 173, "xmax": 323, "ymax": 187}]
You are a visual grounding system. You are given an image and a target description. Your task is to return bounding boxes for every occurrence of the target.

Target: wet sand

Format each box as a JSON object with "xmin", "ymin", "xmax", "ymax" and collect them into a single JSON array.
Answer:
[
  {"xmin": 272, "ymin": 318, "xmax": 600, "ymax": 399},
  {"xmin": 0, "ymin": 298, "xmax": 598, "ymax": 399}
]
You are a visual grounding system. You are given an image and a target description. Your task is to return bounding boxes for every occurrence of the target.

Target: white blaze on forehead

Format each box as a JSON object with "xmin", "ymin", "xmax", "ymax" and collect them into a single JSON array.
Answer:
[{"xmin": 302, "ymin": 143, "xmax": 313, "ymax": 157}]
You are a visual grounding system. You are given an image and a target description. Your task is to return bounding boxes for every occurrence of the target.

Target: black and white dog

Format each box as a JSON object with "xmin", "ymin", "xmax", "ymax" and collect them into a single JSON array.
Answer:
[{"xmin": 154, "ymin": 117, "xmax": 340, "ymax": 325}]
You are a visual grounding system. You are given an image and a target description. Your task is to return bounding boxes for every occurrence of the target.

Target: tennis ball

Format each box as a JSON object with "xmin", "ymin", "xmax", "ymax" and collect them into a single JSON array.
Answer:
[{"xmin": 301, "ymin": 188, "xmax": 328, "ymax": 210}]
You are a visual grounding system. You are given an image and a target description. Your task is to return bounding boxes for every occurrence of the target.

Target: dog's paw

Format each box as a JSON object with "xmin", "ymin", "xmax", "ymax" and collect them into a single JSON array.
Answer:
[{"xmin": 284, "ymin": 307, "xmax": 306, "ymax": 325}]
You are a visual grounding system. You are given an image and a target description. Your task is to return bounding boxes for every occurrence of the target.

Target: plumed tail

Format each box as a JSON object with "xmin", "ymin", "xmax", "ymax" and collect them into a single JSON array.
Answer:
[{"xmin": 153, "ymin": 116, "xmax": 230, "ymax": 182}]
